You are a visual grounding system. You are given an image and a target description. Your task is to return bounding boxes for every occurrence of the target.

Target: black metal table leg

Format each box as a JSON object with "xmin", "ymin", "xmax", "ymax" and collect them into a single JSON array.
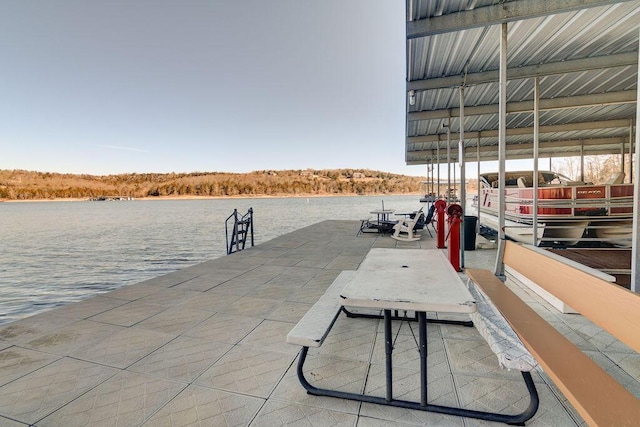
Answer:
[
  {"xmin": 296, "ymin": 309, "xmax": 539, "ymax": 425},
  {"xmin": 384, "ymin": 309, "xmax": 393, "ymax": 402},
  {"xmin": 418, "ymin": 311, "xmax": 428, "ymax": 406}
]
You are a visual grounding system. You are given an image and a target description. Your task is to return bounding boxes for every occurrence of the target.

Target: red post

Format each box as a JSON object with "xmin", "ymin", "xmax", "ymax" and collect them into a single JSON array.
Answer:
[
  {"xmin": 447, "ymin": 204, "xmax": 463, "ymax": 272},
  {"xmin": 434, "ymin": 200, "xmax": 447, "ymax": 249}
]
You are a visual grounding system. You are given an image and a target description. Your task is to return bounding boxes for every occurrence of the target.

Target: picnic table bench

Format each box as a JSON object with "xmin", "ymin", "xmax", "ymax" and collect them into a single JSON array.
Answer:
[
  {"xmin": 285, "ymin": 271, "xmax": 355, "ymax": 349},
  {"xmin": 466, "ymin": 240, "xmax": 640, "ymax": 427}
]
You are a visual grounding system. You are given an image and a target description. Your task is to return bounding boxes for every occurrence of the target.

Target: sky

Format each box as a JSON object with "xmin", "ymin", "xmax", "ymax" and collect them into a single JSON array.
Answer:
[{"xmin": 0, "ymin": 1, "xmax": 436, "ymax": 177}]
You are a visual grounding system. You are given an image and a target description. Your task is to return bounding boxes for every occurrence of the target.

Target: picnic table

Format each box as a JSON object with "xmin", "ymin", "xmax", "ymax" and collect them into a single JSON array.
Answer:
[
  {"xmin": 288, "ymin": 248, "xmax": 539, "ymax": 424},
  {"xmin": 358, "ymin": 210, "xmax": 397, "ymax": 234},
  {"xmin": 369, "ymin": 209, "xmax": 395, "ymax": 223},
  {"xmin": 340, "ymin": 249, "xmax": 475, "ymax": 406}
]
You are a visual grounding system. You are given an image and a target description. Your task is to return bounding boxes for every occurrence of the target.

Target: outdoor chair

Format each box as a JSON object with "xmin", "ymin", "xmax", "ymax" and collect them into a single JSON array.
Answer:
[
  {"xmin": 390, "ymin": 207, "xmax": 425, "ymax": 241},
  {"xmin": 421, "ymin": 204, "xmax": 436, "ymax": 237}
]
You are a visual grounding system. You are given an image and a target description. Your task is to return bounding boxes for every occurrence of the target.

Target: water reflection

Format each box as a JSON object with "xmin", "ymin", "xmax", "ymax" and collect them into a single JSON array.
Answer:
[{"xmin": 0, "ymin": 195, "xmax": 422, "ymax": 323}]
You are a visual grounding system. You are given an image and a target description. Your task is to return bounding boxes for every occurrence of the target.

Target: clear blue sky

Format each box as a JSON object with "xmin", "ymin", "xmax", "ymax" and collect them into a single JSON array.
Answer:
[{"xmin": 0, "ymin": 1, "xmax": 432, "ymax": 176}]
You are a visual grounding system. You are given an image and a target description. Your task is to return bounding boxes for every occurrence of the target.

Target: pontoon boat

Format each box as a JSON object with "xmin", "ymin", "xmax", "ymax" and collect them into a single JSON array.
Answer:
[{"xmin": 476, "ymin": 171, "xmax": 633, "ymax": 247}]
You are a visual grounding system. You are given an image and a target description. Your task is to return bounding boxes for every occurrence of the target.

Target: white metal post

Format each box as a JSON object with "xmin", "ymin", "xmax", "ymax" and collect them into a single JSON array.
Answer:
[
  {"xmin": 580, "ymin": 143, "xmax": 585, "ymax": 182},
  {"xmin": 477, "ymin": 133, "xmax": 481, "ymax": 223},
  {"xmin": 494, "ymin": 22, "xmax": 508, "ymax": 277},
  {"xmin": 621, "ymin": 141, "xmax": 626, "ymax": 177},
  {"xmin": 437, "ymin": 139, "xmax": 441, "ymax": 198},
  {"xmin": 460, "ymin": 85, "xmax": 466, "ymax": 267},
  {"xmin": 533, "ymin": 77, "xmax": 539, "ymax": 247},
  {"xmin": 629, "ymin": 120, "xmax": 634, "ymax": 184},
  {"xmin": 446, "ymin": 118, "xmax": 451, "ymax": 202},
  {"xmin": 429, "ymin": 154, "xmax": 434, "ymax": 195}
]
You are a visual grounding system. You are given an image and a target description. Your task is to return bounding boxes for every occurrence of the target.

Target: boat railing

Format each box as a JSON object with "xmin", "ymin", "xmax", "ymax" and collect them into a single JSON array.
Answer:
[
  {"xmin": 482, "ymin": 184, "xmax": 633, "ymax": 246},
  {"xmin": 485, "ymin": 185, "xmax": 634, "ymax": 219},
  {"xmin": 507, "ymin": 198, "xmax": 632, "ymax": 215}
]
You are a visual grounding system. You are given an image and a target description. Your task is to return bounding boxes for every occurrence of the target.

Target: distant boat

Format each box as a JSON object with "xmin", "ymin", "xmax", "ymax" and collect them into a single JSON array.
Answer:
[
  {"xmin": 89, "ymin": 196, "xmax": 134, "ymax": 201},
  {"xmin": 477, "ymin": 170, "xmax": 633, "ymax": 247},
  {"xmin": 419, "ymin": 193, "xmax": 436, "ymax": 203}
]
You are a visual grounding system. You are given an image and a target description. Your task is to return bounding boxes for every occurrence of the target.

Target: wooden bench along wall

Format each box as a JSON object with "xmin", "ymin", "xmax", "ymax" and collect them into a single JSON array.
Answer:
[
  {"xmin": 466, "ymin": 240, "xmax": 640, "ymax": 426},
  {"xmin": 503, "ymin": 240, "xmax": 640, "ymax": 353},
  {"xmin": 505, "ymin": 245, "xmax": 616, "ymax": 314}
]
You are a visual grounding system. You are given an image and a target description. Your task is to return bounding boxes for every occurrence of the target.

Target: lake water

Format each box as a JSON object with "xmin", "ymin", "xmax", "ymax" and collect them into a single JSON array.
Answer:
[{"xmin": 0, "ymin": 195, "xmax": 422, "ymax": 324}]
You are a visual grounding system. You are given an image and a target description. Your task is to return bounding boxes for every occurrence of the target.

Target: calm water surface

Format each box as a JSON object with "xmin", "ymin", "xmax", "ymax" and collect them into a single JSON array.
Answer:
[{"xmin": 1, "ymin": 195, "xmax": 421, "ymax": 324}]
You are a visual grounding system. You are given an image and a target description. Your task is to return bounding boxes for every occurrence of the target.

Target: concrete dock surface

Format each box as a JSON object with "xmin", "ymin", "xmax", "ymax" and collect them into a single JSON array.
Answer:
[{"xmin": 0, "ymin": 220, "xmax": 638, "ymax": 426}]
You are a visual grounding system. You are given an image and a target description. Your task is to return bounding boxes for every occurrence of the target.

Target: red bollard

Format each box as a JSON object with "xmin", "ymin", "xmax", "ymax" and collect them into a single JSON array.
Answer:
[
  {"xmin": 434, "ymin": 200, "xmax": 447, "ymax": 249},
  {"xmin": 446, "ymin": 204, "xmax": 463, "ymax": 272}
]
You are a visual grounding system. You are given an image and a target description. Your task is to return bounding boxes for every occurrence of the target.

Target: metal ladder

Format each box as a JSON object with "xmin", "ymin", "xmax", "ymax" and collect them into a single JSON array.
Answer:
[{"xmin": 225, "ymin": 208, "xmax": 254, "ymax": 254}]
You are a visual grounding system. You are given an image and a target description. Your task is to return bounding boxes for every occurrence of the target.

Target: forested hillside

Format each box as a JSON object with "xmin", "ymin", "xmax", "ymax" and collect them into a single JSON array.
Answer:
[{"xmin": 0, "ymin": 169, "xmax": 425, "ymax": 200}]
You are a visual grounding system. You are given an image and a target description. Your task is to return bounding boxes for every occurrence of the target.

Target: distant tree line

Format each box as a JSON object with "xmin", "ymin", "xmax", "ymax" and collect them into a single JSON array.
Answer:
[
  {"xmin": 557, "ymin": 155, "xmax": 633, "ymax": 184},
  {"xmin": 0, "ymin": 169, "xmax": 425, "ymax": 200}
]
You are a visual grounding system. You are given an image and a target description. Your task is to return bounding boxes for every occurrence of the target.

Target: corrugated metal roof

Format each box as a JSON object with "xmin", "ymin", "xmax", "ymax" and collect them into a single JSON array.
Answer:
[{"xmin": 405, "ymin": 0, "xmax": 639, "ymax": 165}]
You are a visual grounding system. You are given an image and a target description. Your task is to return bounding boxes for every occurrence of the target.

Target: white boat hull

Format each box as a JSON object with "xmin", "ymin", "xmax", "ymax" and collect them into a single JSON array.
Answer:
[
  {"xmin": 539, "ymin": 220, "xmax": 590, "ymax": 246},
  {"xmin": 479, "ymin": 211, "xmax": 589, "ymax": 246},
  {"xmin": 479, "ymin": 212, "xmax": 545, "ymax": 246},
  {"xmin": 593, "ymin": 220, "xmax": 633, "ymax": 248}
]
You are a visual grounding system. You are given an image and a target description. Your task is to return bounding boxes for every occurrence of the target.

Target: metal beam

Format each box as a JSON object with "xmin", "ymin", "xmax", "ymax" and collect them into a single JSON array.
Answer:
[
  {"xmin": 408, "ymin": 91, "xmax": 637, "ymax": 122},
  {"xmin": 407, "ymin": 136, "xmax": 633, "ymax": 162},
  {"xmin": 409, "ymin": 138, "xmax": 633, "ymax": 156},
  {"xmin": 410, "ymin": 148, "xmax": 626, "ymax": 161},
  {"xmin": 407, "ymin": 147, "xmax": 632, "ymax": 164},
  {"xmin": 407, "ymin": 0, "xmax": 628, "ymax": 39},
  {"xmin": 407, "ymin": 52, "xmax": 638, "ymax": 90},
  {"xmin": 407, "ymin": 119, "xmax": 633, "ymax": 143},
  {"xmin": 408, "ymin": 135, "xmax": 632, "ymax": 155}
]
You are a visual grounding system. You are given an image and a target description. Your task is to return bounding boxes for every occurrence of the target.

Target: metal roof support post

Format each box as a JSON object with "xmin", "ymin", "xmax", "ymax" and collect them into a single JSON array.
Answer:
[
  {"xmin": 453, "ymin": 158, "xmax": 457, "ymax": 196},
  {"xmin": 429, "ymin": 154, "xmax": 433, "ymax": 195},
  {"xmin": 453, "ymin": 157, "xmax": 457, "ymax": 201},
  {"xmin": 432, "ymin": 162, "xmax": 436, "ymax": 194},
  {"xmin": 580, "ymin": 142, "xmax": 585, "ymax": 182},
  {"xmin": 631, "ymin": 28, "xmax": 640, "ymax": 293},
  {"xmin": 446, "ymin": 117, "xmax": 451, "ymax": 202},
  {"xmin": 621, "ymin": 140, "xmax": 626, "ymax": 177},
  {"xmin": 477, "ymin": 133, "xmax": 481, "ymax": 223},
  {"xmin": 460, "ymin": 85, "xmax": 466, "ymax": 267},
  {"xmin": 629, "ymin": 120, "xmax": 634, "ymax": 184},
  {"xmin": 533, "ymin": 77, "xmax": 540, "ymax": 247},
  {"xmin": 437, "ymin": 139, "xmax": 441, "ymax": 198},
  {"xmin": 431, "ymin": 163, "xmax": 435, "ymax": 195},
  {"xmin": 427, "ymin": 163, "xmax": 436, "ymax": 194},
  {"xmin": 494, "ymin": 22, "xmax": 508, "ymax": 277}
]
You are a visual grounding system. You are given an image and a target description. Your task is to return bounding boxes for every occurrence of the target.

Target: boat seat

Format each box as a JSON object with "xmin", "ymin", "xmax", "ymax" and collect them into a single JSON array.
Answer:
[
  {"xmin": 516, "ymin": 177, "xmax": 529, "ymax": 188},
  {"xmin": 605, "ymin": 172, "xmax": 625, "ymax": 185}
]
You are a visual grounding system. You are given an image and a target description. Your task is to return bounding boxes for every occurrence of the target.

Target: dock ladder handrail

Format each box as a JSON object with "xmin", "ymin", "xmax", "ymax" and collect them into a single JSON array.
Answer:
[{"xmin": 225, "ymin": 207, "xmax": 254, "ymax": 254}]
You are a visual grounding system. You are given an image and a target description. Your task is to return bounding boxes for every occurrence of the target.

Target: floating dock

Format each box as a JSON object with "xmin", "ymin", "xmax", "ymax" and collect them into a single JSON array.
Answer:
[{"xmin": 0, "ymin": 221, "xmax": 637, "ymax": 425}]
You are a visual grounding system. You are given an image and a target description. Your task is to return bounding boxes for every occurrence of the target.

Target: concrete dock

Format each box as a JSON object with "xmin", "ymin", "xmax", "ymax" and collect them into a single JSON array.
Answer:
[{"xmin": 0, "ymin": 220, "xmax": 638, "ymax": 426}]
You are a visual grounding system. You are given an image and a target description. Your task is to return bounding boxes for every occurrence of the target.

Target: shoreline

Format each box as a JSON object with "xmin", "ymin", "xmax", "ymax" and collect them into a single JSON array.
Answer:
[{"xmin": 2, "ymin": 192, "xmax": 423, "ymax": 203}]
